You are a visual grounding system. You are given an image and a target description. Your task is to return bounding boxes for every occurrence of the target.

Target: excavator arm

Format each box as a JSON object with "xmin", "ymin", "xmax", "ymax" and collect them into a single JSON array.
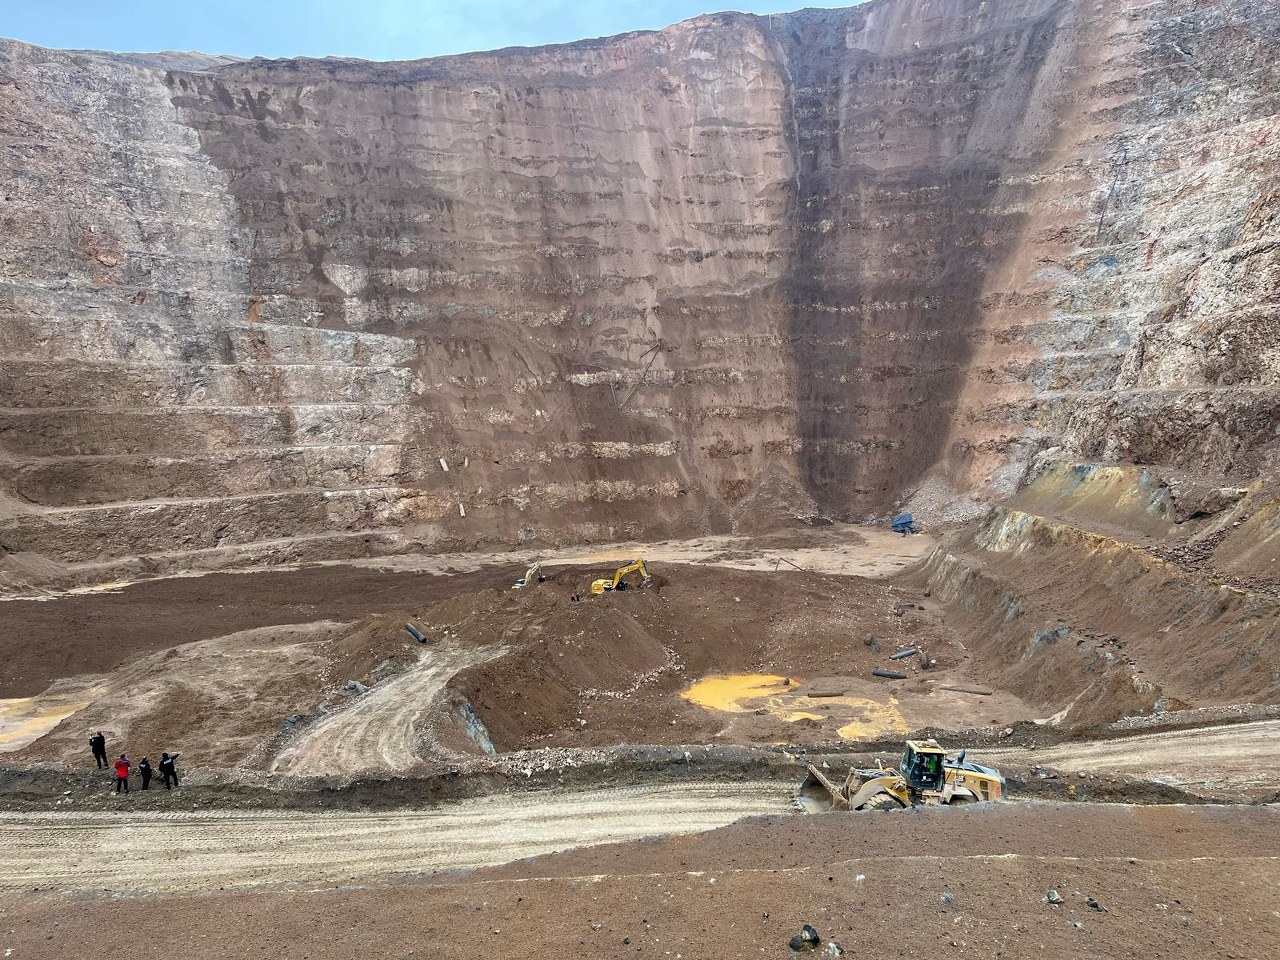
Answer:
[
  {"xmin": 591, "ymin": 558, "xmax": 653, "ymax": 594},
  {"xmin": 513, "ymin": 561, "xmax": 544, "ymax": 589},
  {"xmin": 611, "ymin": 559, "xmax": 650, "ymax": 588}
]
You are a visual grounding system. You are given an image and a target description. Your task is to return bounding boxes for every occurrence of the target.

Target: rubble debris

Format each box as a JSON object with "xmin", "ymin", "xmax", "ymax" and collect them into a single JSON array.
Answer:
[
  {"xmin": 872, "ymin": 669, "xmax": 908, "ymax": 680},
  {"xmin": 788, "ymin": 924, "xmax": 822, "ymax": 952},
  {"xmin": 940, "ymin": 684, "xmax": 994, "ymax": 696}
]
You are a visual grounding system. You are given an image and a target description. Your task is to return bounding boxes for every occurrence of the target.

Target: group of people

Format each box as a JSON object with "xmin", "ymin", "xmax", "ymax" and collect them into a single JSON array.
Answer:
[{"xmin": 89, "ymin": 731, "xmax": 180, "ymax": 794}]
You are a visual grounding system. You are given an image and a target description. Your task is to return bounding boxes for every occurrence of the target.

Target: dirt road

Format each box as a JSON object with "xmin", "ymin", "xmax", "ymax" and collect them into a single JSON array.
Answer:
[
  {"xmin": 0, "ymin": 781, "xmax": 790, "ymax": 894},
  {"xmin": 8, "ymin": 802, "xmax": 1279, "ymax": 960},
  {"xmin": 268, "ymin": 643, "xmax": 503, "ymax": 777},
  {"xmin": 986, "ymin": 719, "xmax": 1280, "ymax": 798},
  {"xmin": 545, "ymin": 528, "xmax": 937, "ymax": 578}
]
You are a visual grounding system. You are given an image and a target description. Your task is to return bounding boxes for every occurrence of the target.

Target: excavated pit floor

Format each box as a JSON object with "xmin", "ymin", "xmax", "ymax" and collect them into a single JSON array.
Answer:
[
  {"xmin": 3, "ymin": 524, "xmax": 1276, "ymax": 794},
  {"xmin": 3, "ymin": 526, "xmax": 1280, "ymax": 960},
  {"xmin": 2, "ymin": 527, "xmax": 956, "ymax": 769}
]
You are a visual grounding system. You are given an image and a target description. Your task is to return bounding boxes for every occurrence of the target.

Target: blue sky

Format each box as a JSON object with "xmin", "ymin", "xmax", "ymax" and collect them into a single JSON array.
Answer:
[{"xmin": 2, "ymin": 1, "xmax": 862, "ymax": 61}]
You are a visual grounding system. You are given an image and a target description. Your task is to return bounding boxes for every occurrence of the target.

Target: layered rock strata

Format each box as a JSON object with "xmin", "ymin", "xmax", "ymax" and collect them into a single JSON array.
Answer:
[{"xmin": 0, "ymin": 0, "xmax": 1277, "ymax": 583}]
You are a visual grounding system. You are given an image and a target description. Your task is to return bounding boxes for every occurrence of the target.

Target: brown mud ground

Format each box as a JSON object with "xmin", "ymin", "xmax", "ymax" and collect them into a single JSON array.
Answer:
[
  {"xmin": 442, "ymin": 565, "xmax": 970, "ymax": 754},
  {"xmin": 9, "ymin": 555, "xmax": 1280, "ymax": 789},
  {"xmin": 6, "ymin": 562, "xmax": 1029, "ymax": 770},
  {"xmin": 4, "ymin": 802, "xmax": 1276, "ymax": 959},
  {"xmin": 0, "ymin": 566, "xmax": 509, "ymax": 698}
]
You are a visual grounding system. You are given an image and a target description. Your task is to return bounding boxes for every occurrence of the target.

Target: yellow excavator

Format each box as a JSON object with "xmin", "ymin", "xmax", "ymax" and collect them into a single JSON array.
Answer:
[
  {"xmin": 797, "ymin": 739, "xmax": 1004, "ymax": 813},
  {"xmin": 590, "ymin": 558, "xmax": 653, "ymax": 595}
]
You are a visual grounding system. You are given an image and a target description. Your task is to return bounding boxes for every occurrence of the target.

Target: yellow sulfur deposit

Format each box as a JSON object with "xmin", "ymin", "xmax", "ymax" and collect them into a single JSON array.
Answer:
[{"xmin": 681, "ymin": 674, "xmax": 796, "ymax": 712}]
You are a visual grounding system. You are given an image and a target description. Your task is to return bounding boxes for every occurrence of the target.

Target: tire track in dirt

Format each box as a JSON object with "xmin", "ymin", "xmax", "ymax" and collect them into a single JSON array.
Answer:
[
  {"xmin": 985, "ymin": 720, "xmax": 1280, "ymax": 795},
  {"xmin": 0, "ymin": 781, "xmax": 792, "ymax": 893},
  {"xmin": 268, "ymin": 643, "xmax": 504, "ymax": 777}
]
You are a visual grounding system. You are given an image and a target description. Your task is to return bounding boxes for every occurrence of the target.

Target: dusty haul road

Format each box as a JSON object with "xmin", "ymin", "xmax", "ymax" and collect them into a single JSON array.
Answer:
[
  {"xmin": 8, "ymin": 801, "xmax": 1280, "ymax": 960},
  {"xmin": 986, "ymin": 719, "xmax": 1280, "ymax": 798},
  {"xmin": 0, "ymin": 781, "xmax": 791, "ymax": 893}
]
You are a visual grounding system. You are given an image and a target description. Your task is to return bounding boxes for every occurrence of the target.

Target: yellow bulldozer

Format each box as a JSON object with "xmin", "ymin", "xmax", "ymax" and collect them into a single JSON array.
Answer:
[
  {"xmin": 797, "ymin": 739, "xmax": 1004, "ymax": 813},
  {"xmin": 590, "ymin": 558, "xmax": 652, "ymax": 595}
]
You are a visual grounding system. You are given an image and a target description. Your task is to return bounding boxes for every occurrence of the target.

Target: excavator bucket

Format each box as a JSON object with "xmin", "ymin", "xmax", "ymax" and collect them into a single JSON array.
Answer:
[{"xmin": 795, "ymin": 764, "xmax": 849, "ymax": 813}]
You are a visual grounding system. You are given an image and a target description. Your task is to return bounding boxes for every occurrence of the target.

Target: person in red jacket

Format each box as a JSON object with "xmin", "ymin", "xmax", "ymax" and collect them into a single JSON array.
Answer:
[{"xmin": 113, "ymin": 754, "xmax": 130, "ymax": 794}]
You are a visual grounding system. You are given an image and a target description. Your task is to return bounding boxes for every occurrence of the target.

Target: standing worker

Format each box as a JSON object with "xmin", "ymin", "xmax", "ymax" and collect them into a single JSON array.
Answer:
[
  {"xmin": 138, "ymin": 756, "xmax": 152, "ymax": 790},
  {"xmin": 89, "ymin": 731, "xmax": 107, "ymax": 769},
  {"xmin": 159, "ymin": 752, "xmax": 180, "ymax": 790},
  {"xmin": 113, "ymin": 754, "xmax": 130, "ymax": 794}
]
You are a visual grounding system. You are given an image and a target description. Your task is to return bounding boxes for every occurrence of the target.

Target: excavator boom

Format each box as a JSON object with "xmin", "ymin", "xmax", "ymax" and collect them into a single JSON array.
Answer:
[
  {"xmin": 591, "ymin": 558, "xmax": 653, "ymax": 595},
  {"xmin": 513, "ymin": 561, "xmax": 545, "ymax": 589}
]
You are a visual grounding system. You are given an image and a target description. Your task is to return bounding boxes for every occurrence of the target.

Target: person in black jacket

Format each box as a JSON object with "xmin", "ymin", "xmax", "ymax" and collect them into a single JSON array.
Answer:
[
  {"xmin": 138, "ymin": 756, "xmax": 152, "ymax": 790},
  {"xmin": 159, "ymin": 752, "xmax": 180, "ymax": 790},
  {"xmin": 89, "ymin": 732, "xmax": 107, "ymax": 768}
]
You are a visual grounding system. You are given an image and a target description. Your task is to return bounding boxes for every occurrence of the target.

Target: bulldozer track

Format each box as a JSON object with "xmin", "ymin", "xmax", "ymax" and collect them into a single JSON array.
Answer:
[
  {"xmin": 0, "ymin": 781, "xmax": 792, "ymax": 893},
  {"xmin": 983, "ymin": 719, "xmax": 1280, "ymax": 794},
  {"xmin": 986, "ymin": 718, "xmax": 1280, "ymax": 755},
  {"xmin": 268, "ymin": 643, "xmax": 504, "ymax": 777}
]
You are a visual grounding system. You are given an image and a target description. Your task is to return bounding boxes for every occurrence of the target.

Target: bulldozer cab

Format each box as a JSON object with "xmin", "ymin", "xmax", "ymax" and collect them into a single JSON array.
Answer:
[{"xmin": 900, "ymin": 740, "xmax": 946, "ymax": 793}]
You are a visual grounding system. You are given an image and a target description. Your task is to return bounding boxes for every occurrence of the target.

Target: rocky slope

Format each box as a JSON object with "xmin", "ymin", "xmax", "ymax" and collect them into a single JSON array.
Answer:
[{"xmin": 1, "ymin": 0, "xmax": 1277, "ymax": 585}]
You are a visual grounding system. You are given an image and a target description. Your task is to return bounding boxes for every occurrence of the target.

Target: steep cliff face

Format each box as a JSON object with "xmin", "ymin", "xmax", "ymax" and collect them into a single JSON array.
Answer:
[
  {"xmin": 774, "ymin": 0, "xmax": 1080, "ymax": 512},
  {"xmin": 0, "ymin": 0, "xmax": 1277, "ymax": 584}
]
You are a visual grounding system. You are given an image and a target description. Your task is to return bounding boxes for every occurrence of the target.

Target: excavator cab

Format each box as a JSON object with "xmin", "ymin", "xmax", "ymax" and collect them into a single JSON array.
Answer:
[
  {"xmin": 513, "ymin": 561, "xmax": 546, "ymax": 589},
  {"xmin": 591, "ymin": 558, "xmax": 652, "ymax": 595},
  {"xmin": 900, "ymin": 740, "xmax": 947, "ymax": 793}
]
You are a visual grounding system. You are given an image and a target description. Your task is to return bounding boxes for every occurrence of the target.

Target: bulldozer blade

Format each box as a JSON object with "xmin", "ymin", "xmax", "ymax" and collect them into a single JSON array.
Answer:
[{"xmin": 796, "ymin": 763, "xmax": 849, "ymax": 813}]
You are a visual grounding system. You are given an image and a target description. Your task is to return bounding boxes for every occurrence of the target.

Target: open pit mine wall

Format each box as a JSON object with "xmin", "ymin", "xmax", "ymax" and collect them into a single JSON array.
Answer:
[{"xmin": 0, "ymin": 0, "xmax": 1278, "ymax": 579}]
